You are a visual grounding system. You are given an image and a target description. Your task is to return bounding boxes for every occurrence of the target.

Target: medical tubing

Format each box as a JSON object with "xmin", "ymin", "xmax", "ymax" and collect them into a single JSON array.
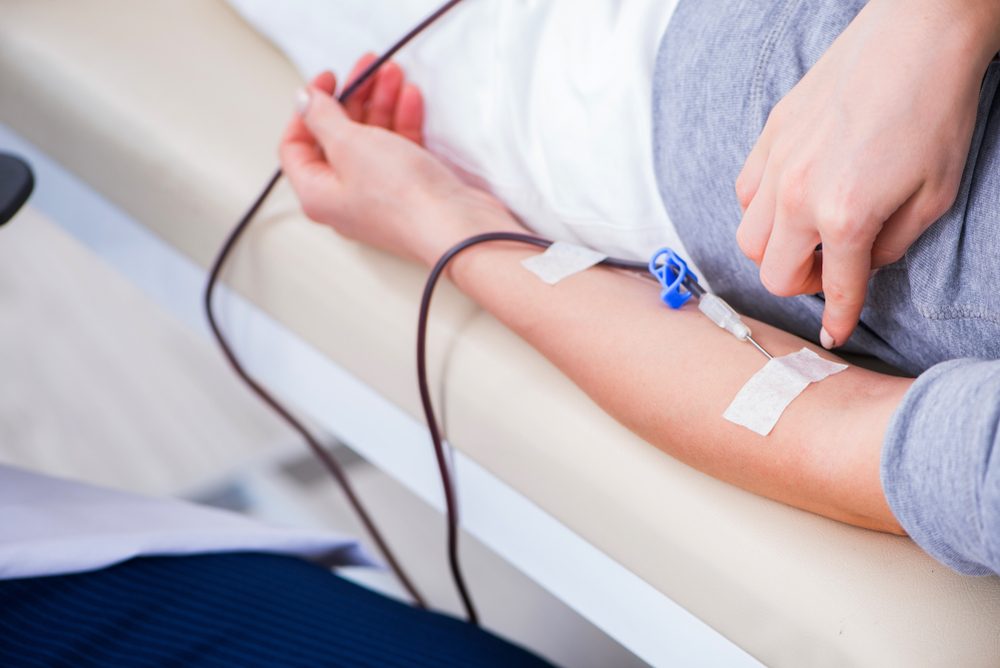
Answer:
[
  {"xmin": 417, "ymin": 232, "xmax": 649, "ymax": 625},
  {"xmin": 203, "ymin": 200, "xmax": 426, "ymax": 607},
  {"xmin": 687, "ymin": 277, "xmax": 707, "ymax": 299},
  {"xmin": 203, "ymin": 0, "xmax": 470, "ymax": 612}
]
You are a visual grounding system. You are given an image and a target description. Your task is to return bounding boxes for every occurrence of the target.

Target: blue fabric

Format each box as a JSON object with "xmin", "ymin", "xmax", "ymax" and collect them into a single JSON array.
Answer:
[
  {"xmin": 653, "ymin": 0, "xmax": 1000, "ymax": 575},
  {"xmin": 0, "ymin": 553, "xmax": 553, "ymax": 667}
]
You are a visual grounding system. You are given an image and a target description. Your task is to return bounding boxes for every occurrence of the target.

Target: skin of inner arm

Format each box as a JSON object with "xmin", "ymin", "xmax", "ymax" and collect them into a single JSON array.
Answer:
[{"xmin": 449, "ymin": 236, "xmax": 913, "ymax": 535}]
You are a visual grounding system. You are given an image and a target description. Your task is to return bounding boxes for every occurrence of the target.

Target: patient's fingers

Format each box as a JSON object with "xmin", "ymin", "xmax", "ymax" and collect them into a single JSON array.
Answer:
[
  {"xmin": 281, "ymin": 133, "xmax": 335, "ymax": 190},
  {"xmin": 283, "ymin": 72, "xmax": 337, "ymax": 145},
  {"xmin": 300, "ymin": 85, "xmax": 356, "ymax": 163},
  {"xmin": 343, "ymin": 53, "xmax": 379, "ymax": 121},
  {"xmin": 365, "ymin": 62, "xmax": 404, "ymax": 129},
  {"xmin": 394, "ymin": 83, "xmax": 425, "ymax": 145},
  {"xmin": 281, "ymin": 96, "xmax": 341, "ymax": 213},
  {"xmin": 313, "ymin": 70, "xmax": 337, "ymax": 96}
]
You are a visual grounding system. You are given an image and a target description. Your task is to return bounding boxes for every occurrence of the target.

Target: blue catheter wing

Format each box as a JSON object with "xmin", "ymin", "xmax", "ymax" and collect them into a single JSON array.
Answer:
[{"xmin": 649, "ymin": 247, "xmax": 698, "ymax": 310}]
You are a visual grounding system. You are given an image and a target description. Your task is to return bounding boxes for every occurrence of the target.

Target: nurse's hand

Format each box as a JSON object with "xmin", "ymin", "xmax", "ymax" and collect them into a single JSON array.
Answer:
[
  {"xmin": 280, "ymin": 62, "xmax": 520, "ymax": 268},
  {"xmin": 735, "ymin": 0, "xmax": 1000, "ymax": 349}
]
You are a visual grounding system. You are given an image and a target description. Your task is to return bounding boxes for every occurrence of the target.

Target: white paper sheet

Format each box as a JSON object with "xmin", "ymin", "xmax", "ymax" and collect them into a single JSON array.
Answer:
[{"xmin": 0, "ymin": 465, "xmax": 373, "ymax": 580}]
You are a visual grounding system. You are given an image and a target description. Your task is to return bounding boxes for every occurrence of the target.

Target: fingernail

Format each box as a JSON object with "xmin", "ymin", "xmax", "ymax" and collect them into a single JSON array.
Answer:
[
  {"xmin": 820, "ymin": 327, "xmax": 836, "ymax": 350},
  {"xmin": 295, "ymin": 88, "xmax": 311, "ymax": 115}
]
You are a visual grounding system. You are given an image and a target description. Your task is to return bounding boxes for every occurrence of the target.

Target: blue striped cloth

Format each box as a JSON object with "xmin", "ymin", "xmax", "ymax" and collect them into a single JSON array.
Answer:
[{"xmin": 0, "ymin": 552, "xmax": 553, "ymax": 667}]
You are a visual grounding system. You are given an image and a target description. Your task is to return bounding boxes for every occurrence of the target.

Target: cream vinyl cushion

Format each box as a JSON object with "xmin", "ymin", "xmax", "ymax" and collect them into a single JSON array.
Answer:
[{"xmin": 1, "ymin": 2, "xmax": 998, "ymax": 666}]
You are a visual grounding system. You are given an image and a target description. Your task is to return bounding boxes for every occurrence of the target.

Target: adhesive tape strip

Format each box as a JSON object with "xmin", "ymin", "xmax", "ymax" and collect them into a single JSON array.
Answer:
[
  {"xmin": 724, "ymin": 347, "xmax": 848, "ymax": 436},
  {"xmin": 521, "ymin": 242, "xmax": 608, "ymax": 285}
]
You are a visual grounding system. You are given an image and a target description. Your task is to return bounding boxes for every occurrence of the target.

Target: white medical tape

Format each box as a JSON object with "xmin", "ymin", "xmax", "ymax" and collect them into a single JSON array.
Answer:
[
  {"xmin": 724, "ymin": 347, "xmax": 848, "ymax": 436},
  {"xmin": 521, "ymin": 242, "xmax": 608, "ymax": 285}
]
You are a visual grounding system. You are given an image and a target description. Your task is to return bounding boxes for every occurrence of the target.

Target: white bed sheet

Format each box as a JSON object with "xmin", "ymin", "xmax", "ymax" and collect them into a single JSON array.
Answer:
[{"xmin": 225, "ymin": 0, "xmax": 689, "ymax": 264}]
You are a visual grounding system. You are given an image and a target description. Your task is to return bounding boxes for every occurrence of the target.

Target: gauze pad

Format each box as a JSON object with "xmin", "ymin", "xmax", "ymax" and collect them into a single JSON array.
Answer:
[
  {"xmin": 522, "ymin": 242, "xmax": 608, "ymax": 285},
  {"xmin": 724, "ymin": 348, "xmax": 848, "ymax": 436}
]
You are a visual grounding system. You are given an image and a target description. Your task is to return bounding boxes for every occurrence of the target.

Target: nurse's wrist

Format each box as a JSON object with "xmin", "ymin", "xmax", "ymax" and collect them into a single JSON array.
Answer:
[{"xmin": 921, "ymin": 0, "xmax": 1000, "ymax": 67}]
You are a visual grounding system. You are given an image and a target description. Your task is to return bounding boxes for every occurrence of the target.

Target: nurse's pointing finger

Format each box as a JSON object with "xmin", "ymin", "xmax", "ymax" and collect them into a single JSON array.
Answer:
[{"xmin": 818, "ymin": 240, "xmax": 871, "ymax": 350}]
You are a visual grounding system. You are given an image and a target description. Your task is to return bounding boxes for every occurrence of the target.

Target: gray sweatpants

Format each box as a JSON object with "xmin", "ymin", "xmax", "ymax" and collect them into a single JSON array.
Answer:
[{"xmin": 653, "ymin": 0, "xmax": 1000, "ymax": 575}]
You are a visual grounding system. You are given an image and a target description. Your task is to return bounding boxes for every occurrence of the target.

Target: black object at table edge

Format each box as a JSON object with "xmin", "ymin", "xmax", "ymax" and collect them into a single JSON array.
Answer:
[{"xmin": 0, "ymin": 153, "xmax": 34, "ymax": 225}]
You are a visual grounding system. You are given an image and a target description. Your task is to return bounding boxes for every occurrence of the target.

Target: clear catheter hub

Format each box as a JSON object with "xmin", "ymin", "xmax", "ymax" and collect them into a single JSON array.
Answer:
[{"xmin": 649, "ymin": 248, "xmax": 773, "ymax": 360}]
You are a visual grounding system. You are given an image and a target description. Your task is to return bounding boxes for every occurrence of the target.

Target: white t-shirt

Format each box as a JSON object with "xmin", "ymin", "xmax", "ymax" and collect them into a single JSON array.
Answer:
[{"xmin": 228, "ymin": 0, "xmax": 688, "ymax": 263}]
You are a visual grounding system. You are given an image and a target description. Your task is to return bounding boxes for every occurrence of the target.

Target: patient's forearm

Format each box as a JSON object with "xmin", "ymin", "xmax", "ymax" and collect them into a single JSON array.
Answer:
[
  {"xmin": 283, "ymin": 56, "xmax": 914, "ymax": 533},
  {"xmin": 449, "ymin": 236, "xmax": 913, "ymax": 534}
]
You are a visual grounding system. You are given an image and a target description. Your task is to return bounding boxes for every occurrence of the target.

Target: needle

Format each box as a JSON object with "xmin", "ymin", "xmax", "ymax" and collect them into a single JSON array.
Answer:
[{"xmin": 746, "ymin": 335, "xmax": 773, "ymax": 360}]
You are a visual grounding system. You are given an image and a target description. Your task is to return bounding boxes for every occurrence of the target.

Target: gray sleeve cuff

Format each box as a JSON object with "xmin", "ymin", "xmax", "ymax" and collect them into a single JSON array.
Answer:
[{"xmin": 881, "ymin": 359, "xmax": 1000, "ymax": 576}]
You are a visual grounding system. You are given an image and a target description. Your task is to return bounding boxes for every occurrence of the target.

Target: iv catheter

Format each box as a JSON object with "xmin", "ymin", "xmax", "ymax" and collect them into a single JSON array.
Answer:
[{"xmin": 649, "ymin": 248, "xmax": 773, "ymax": 360}]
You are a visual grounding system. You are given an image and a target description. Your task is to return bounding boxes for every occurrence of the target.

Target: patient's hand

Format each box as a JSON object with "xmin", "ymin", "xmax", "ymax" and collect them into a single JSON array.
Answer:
[
  {"xmin": 735, "ymin": 0, "xmax": 1000, "ymax": 350},
  {"xmin": 280, "ymin": 58, "xmax": 521, "ymax": 266}
]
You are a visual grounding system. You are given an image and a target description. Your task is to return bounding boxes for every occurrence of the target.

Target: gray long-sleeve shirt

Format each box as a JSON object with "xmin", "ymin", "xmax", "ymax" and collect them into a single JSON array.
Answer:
[
  {"xmin": 652, "ymin": 0, "xmax": 1000, "ymax": 575},
  {"xmin": 883, "ymin": 361, "xmax": 1000, "ymax": 575}
]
